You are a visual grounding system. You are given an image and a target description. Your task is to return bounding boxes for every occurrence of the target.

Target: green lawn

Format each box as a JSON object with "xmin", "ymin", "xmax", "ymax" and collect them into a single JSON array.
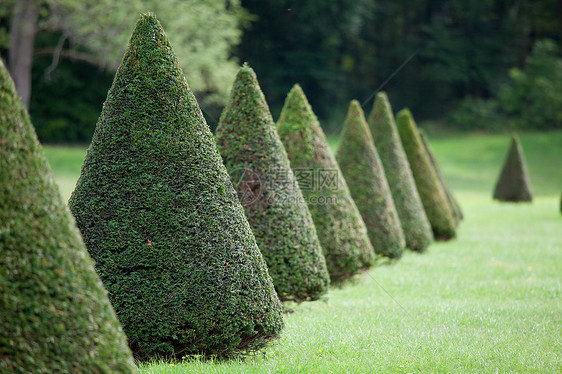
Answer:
[{"xmin": 44, "ymin": 131, "xmax": 562, "ymax": 373}]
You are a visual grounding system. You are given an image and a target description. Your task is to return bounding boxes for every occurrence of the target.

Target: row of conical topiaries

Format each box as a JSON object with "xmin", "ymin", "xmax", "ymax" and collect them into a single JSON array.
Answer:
[{"xmin": 1, "ymin": 12, "xmax": 466, "ymax": 371}]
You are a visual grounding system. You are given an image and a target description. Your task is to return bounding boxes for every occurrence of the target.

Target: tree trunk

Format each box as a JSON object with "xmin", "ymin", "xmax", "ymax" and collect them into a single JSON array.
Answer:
[{"xmin": 8, "ymin": 0, "xmax": 39, "ymax": 110}]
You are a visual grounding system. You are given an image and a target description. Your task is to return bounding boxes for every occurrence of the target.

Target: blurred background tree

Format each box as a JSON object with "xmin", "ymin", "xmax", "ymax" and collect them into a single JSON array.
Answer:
[
  {"xmin": 0, "ymin": 0, "xmax": 246, "ymax": 141},
  {"xmin": 1, "ymin": 0, "xmax": 561, "ymax": 143}
]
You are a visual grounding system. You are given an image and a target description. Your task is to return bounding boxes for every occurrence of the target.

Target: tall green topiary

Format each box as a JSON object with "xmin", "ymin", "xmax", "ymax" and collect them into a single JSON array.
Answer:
[
  {"xmin": 396, "ymin": 108, "xmax": 457, "ymax": 240},
  {"xmin": 367, "ymin": 92, "xmax": 433, "ymax": 252},
  {"xmin": 215, "ymin": 65, "xmax": 330, "ymax": 301},
  {"xmin": 277, "ymin": 84, "xmax": 374, "ymax": 281},
  {"xmin": 69, "ymin": 14, "xmax": 283, "ymax": 361},
  {"xmin": 493, "ymin": 134, "xmax": 533, "ymax": 202},
  {"xmin": 336, "ymin": 100, "xmax": 406, "ymax": 259},
  {"xmin": 419, "ymin": 130, "xmax": 464, "ymax": 224},
  {"xmin": 0, "ymin": 60, "xmax": 136, "ymax": 373}
]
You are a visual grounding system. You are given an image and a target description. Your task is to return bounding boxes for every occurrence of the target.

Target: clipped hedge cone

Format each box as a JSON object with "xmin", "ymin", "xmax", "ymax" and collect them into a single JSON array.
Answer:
[
  {"xmin": 277, "ymin": 84, "xmax": 374, "ymax": 281},
  {"xmin": 69, "ymin": 14, "xmax": 283, "ymax": 360},
  {"xmin": 493, "ymin": 134, "xmax": 533, "ymax": 202},
  {"xmin": 336, "ymin": 100, "xmax": 406, "ymax": 259},
  {"xmin": 419, "ymin": 130, "xmax": 464, "ymax": 224},
  {"xmin": 215, "ymin": 64, "xmax": 330, "ymax": 301},
  {"xmin": 368, "ymin": 92, "xmax": 433, "ymax": 252},
  {"xmin": 0, "ymin": 60, "xmax": 136, "ymax": 373},
  {"xmin": 396, "ymin": 108, "xmax": 456, "ymax": 240}
]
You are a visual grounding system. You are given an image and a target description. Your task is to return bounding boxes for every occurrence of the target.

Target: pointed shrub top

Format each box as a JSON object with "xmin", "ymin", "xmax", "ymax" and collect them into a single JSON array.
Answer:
[
  {"xmin": 216, "ymin": 66, "xmax": 330, "ymax": 301},
  {"xmin": 368, "ymin": 92, "xmax": 433, "ymax": 252},
  {"xmin": 0, "ymin": 60, "xmax": 136, "ymax": 373},
  {"xmin": 493, "ymin": 134, "xmax": 533, "ymax": 202},
  {"xmin": 396, "ymin": 108, "xmax": 456, "ymax": 240},
  {"xmin": 277, "ymin": 84, "xmax": 374, "ymax": 281},
  {"xmin": 69, "ymin": 14, "xmax": 283, "ymax": 360},
  {"xmin": 336, "ymin": 100, "xmax": 406, "ymax": 259},
  {"xmin": 418, "ymin": 129, "xmax": 463, "ymax": 223}
]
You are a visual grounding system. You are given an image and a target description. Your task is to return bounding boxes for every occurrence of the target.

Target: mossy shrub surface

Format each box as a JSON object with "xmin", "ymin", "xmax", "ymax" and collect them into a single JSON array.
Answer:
[
  {"xmin": 493, "ymin": 134, "xmax": 533, "ymax": 202},
  {"xmin": 419, "ymin": 130, "xmax": 463, "ymax": 223},
  {"xmin": 216, "ymin": 65, "xmax": 330, "ymax": 301},
  {"xmin": 367, "ymin": 92, "xmax": 433, "ymax": 252},
  {"xmin": 396, "ymin": 108, "xmax": 457, "ymax": 240},
  {"xmin": 336, "ymin": 100, "xmax": 406, "ymax": 259},
  {"xmin": 0, "ymin": 60, "xmax": 136, "ymax": 373},
  {"xmin": 69, "ymin": 14, "xmax": 283, "ymax": 361},
  {"xmin": 277, "ymin": 84, "xmax": 374, "ymax": 281}
]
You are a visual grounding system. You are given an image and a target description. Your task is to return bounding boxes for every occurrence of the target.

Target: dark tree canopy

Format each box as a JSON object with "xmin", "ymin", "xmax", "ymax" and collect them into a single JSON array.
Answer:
[
  {"xmin": 216, "ymin": 64, "xmax": 330, "ymax": 301},
  {"xmin": 396, "ymin": 108, "xmax": 457, "ymax": 240},
  {"xmin": 69, "ymin": 14, "xmax": 283, "ymax": 360},
  {"xmin": 493, "ymin": 134, "xmax": 533, "ymax": 202},
  {"xmin": 367, "ymin": 92, "xmax": 433, "ymax": 252},
  {"xmin": 336, "ymin": 100, "xmax": 406, "ymax": 259},
  {"xmin": 0, "ymin": 59, "xmax": 136, "ymax": 373},
  {"xmin": 277, "ymin": 84, "xmax": 374, "ymax": 281}
]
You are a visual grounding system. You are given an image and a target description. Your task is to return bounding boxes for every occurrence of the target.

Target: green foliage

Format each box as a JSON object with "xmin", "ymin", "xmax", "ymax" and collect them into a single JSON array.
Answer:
[
  {"xmin": 336, "ymin": 100, "xmax": 405, "ymax": 259},
  {"xmin": 215, "ymin": 64, "xmax": 330, "ymax": 301},
  {"xmin": 68, "ymin": 14, "xmax": 283, "ymax": 360},
  {"xmin": 396, "ymin": 109, "xmax": 456, "ymax": 240},
  {"xmin": 419, "ymin": 130, "xmax": 463, "ymax": 224},
  {"xmin": 276, "ymin": 84, "xmax": 374, "ymax": 282},
  {"xmin": 236, "ymin": 0, "xmax": 374, "ymax": 129},
  {"xmin": 493, "ymin": 134, "xmax": 533, "ymax": 202},
  {"xmin": 29, "ymin": 45, "xmax": 114, "ymax": 143},
  {"xmin": 498, "ymin": 39, "xmax": 562, "ymax": 130},
  {"xmin": 446, "ymin": 96, "xmax": 507, "ymax": 131},
  {"xmin": 367, "ymin": 92, "xmax": 433, "ymax": 252},
  {"xmin": 0, "ymin": 60, "xmax": 135, "ymax": 373}
]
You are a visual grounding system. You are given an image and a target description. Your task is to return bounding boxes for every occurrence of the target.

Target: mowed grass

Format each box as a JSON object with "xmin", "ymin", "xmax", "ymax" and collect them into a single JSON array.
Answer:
[{"xmin": 44, "ymin": 131, "xmax": 562, "ymax": 373}]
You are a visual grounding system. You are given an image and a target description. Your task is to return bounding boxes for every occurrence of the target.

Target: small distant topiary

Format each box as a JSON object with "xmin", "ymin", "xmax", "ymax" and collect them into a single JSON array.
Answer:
[
  {"xmin": 396, "ymin": 108, "xmax": 457, "ymax": 240},
  {"xmin": 0, "ymin": 60, "xmax": 136, "ymax": 373},
  {"xmin": 368, "ymin": 92, "xmax": 433, "ymax": 252},
  {"xmin": 277, "ymin": 84, "xmax": 374, "ymax": 281},
  {"xmin": 215, "ymin": 64, "xmax": 330, "ymax": 301},
  {"xmin": 336, "ymin": 100, "xmax": 406, "ymax": 259},
  {"xmin": 493, "ymin": 134, "xmax": 533, "ymax": 202},
  {"xmin": 69, "ymin": 14, "xmax": 283, "ymax": 361},
  {"xmin": 419, "ymin": 129, "xmax": 464, "ymax": 224}
]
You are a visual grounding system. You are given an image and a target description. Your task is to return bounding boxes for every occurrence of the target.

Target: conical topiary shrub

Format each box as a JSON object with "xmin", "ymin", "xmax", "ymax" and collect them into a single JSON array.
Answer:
[
  {"xmin": 493, "ymin": 134, "xmax": 533, "ymax": 202},
  {"xmin": 69, "ymin": 14, "xmax": 283, "ymax": 361},
  {"xmin": 368, "ymin": 92, "xmax": 433, "ymax": 252},
  {"xmin": 277, "ymin": 84, "xmax": 374, "ymax": 281},
  {"xmin": 336, "ymin": 100, "xmax": 406, "ymax": 259},
  {"xmin": 0, "ymin": 60, "xmax": 136, "ymax": 373},
  {"xmin": 396, "ymin": 108, "xmax": 456, "ymax": 240},
  {"xmin": 215, "ymin": 65, "xmax": 330, "ymax": 301},
  {"xmin": 419, "ymin": 130, "xmax": 463, "ymax": 224}
]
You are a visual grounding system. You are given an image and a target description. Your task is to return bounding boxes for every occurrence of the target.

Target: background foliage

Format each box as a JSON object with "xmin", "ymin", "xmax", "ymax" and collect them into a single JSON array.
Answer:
[{"xmin": 1, "ymin": 0, "xmax": 561, "ymax": 142}]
